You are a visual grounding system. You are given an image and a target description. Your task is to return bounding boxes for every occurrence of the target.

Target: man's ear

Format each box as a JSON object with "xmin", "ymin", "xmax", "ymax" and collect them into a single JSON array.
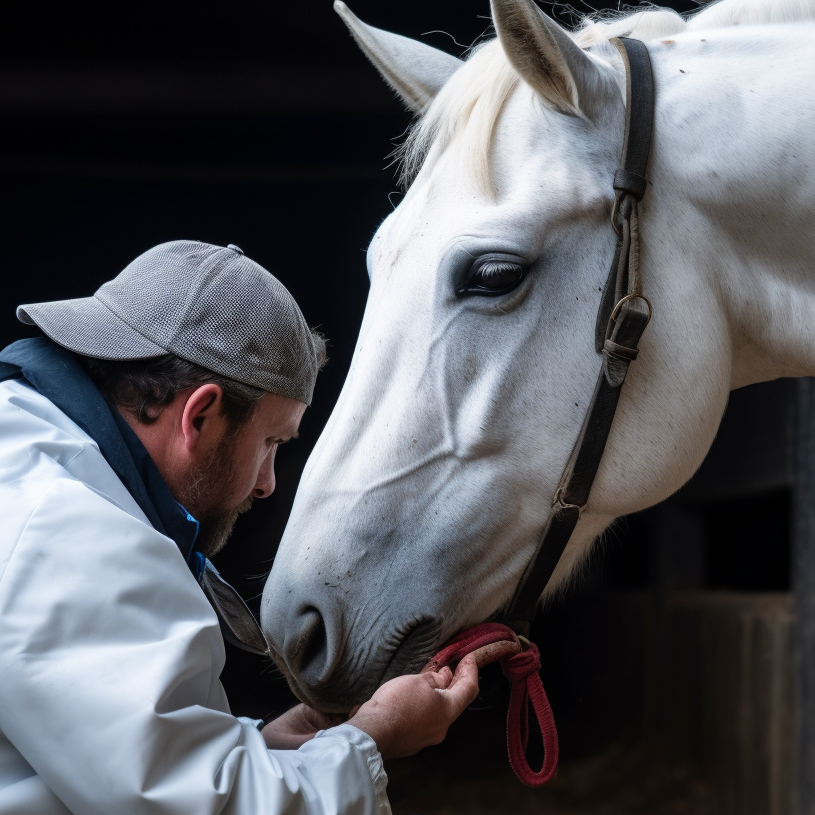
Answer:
[{"xmin": 180, "ymin": 384, "xmax": 224, "ymax": 452}]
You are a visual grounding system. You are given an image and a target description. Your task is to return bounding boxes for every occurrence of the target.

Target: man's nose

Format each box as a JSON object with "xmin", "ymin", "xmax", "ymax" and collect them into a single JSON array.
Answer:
[{"xmin": 253, "ymin": 451, "xmax": 276, "ymax": 499}]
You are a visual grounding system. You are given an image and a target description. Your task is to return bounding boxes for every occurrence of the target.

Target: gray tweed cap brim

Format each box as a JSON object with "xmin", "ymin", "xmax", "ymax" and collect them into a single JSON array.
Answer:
[
  {"xmin": 18, "ymin": 297, "xmax": 168, "ymax": 360},
  {"xmin": 16, "ymin": 240, "xmax": 320, "ymax": 405}
]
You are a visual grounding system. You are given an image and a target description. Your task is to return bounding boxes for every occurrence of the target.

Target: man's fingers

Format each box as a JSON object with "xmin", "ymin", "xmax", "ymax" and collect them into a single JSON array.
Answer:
[
  {"xmin": 348, "ymin": 656, "xmax": 482, "ymax": 758},
  {"xmin": 439, "ymin": 655, "xmax": 479, "ymax": 712},
  {"xmin": 438, "ymin": 666, "xmax": 453, "ymax": 686},
  {"xmin": 449, "ymin": 653, "xmax": 479, "ymax": 689},
  {"xmin": 422, "ymin": 665, "xmax": 452, "ymax": 689},
  {"xmin": 453, "ymin": 653, "xmax": 478, "ymax": 680}
]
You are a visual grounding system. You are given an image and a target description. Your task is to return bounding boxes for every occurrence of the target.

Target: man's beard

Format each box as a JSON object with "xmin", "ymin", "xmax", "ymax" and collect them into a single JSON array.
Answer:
[{"xmin": 178, "ymin": 434, "xmax": 255, "ymax": 559}]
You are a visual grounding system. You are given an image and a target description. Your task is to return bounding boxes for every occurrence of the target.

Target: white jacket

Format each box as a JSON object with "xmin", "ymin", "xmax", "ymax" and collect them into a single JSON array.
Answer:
[{"xmin": 0, "ymin": 378, "xmax": 390, "ymax": 815}]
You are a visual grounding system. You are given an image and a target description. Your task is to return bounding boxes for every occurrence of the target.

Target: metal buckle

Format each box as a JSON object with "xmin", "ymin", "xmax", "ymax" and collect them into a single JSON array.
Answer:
[{"xmin": 610, "ymin": 292, "xmax": 654, "ymax": 326}]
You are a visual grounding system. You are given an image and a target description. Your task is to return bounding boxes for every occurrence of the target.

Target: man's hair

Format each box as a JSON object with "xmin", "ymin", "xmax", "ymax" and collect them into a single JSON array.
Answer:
[{"xmin": 80, "ymin": 331, "xmax": 327, "ymax": 429}]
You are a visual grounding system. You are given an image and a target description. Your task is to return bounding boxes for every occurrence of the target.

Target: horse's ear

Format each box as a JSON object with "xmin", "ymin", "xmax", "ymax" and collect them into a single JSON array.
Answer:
[
  {"xmin": 335, "ymin": 2, "xmax": 463, "ymax": 114},
  {"xmin": 490, "ymin": 0, "xmax": 608, "ymax": 117}
]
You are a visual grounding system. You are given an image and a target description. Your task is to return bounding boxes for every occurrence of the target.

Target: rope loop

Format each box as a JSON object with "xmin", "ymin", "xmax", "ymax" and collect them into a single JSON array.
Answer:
[{"xmin": 430, "ymin": 623, "xmax": 559, "ymax": 788}]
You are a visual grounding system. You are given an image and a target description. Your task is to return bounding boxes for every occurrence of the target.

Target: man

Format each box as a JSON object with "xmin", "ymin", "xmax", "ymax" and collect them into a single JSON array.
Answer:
[{"xmin": 0, "ymin": 241, "xmax": 478, "ymax": 815}]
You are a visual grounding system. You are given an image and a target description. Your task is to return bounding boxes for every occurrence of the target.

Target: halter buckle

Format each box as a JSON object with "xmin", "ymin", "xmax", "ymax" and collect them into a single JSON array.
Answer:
[{"xmin": 610, "ymin": 292, "xmax": 654, "ymax": 326}]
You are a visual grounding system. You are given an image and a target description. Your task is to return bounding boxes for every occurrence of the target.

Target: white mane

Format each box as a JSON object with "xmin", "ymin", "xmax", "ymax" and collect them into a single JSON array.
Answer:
[
  {"xmin": 399, "ymin": 0, "xmax": 815, "ymax": 191},
  {"xmin": 577, "ymin": 0, "xmax": 815, "ymax": 45}
]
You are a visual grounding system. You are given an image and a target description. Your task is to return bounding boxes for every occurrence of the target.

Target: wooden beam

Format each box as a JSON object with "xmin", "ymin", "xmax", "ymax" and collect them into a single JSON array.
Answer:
[{"xmin": 794, "ymin": 378, "xmax": 815, "ymax": 814}]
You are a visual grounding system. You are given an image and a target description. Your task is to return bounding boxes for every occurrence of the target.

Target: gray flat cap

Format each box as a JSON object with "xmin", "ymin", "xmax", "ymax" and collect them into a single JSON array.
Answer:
[{"xmin": 17, "ymin": 240, "xmax": 321, "ymax": 405}]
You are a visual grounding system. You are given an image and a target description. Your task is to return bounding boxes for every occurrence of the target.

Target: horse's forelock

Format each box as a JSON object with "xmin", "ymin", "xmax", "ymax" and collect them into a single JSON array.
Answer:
[{"xmin": 396, "ymin": 40, "xmax": 519, "ymax": 196}]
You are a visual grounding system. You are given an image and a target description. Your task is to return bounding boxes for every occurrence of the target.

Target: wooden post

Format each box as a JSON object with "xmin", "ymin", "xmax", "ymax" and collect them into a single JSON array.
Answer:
[{"xmin": 794, "ymin": 378, "xmax": 815, "ymax": 815}]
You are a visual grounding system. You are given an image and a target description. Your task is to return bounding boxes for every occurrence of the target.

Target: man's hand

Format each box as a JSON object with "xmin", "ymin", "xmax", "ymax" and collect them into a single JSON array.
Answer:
[
  {"xmin": 261, "ymin": 655, "xmax": 479, "ymax": 758},
  {"xmin": 347, "ymin": 654, "xmax": 479, "ymax": 760},
  {"xmin": 261, "ymin": 705, "xmax": 345, "ymax": 750}
]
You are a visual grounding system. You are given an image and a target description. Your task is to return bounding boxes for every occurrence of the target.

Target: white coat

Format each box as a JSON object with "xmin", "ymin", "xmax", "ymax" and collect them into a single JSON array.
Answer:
[{"xmin": 0, "ymin": 378, "xmax": 391, "ymax": 815}]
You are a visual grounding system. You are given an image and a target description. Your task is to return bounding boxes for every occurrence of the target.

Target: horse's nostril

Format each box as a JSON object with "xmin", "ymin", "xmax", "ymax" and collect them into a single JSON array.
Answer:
[
  {"xmin": 289, "ymin": 605, "xmax": 333, "ymax": 688},
  {"xmin": 266, "ymin": 597, "xmax": 443, "ymax": 711}
]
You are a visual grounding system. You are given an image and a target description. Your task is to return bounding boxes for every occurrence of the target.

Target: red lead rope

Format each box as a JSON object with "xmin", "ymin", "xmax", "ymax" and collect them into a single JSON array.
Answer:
[{"xmin": 428, "ymin": 623, "xmax": 559, "ymax": 787}]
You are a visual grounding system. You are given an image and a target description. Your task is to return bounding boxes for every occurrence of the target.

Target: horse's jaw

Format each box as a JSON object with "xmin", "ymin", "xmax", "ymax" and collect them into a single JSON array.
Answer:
[{"xmin": 262, "ymin": 443, "xmax": 619, "ymax": 709}]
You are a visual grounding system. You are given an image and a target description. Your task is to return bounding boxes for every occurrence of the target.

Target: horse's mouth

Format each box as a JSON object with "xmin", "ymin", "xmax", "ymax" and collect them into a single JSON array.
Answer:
[
  {"xmin": 269, "ymin": 618, "xmax": 443, "ymax": 714},
  {"xmin": 379, "ymin": 618, "xmax": 443, "ymax": 684}
]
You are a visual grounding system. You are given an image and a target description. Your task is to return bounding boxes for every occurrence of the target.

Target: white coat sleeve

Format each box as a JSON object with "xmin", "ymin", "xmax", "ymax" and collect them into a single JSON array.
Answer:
[{"xmin": 0, "ymin": 475, "xmax": 390, "ymax": 815}]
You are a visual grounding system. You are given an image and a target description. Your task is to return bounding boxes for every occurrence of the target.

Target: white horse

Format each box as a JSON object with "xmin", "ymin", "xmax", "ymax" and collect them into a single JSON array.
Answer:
[{"xmin": 261, "ymin": 0, "xmax": 815, "ymax": 712}]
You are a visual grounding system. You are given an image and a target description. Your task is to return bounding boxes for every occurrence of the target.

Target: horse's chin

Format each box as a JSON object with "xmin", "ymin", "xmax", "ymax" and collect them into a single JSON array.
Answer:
[{"xmin": 269, "ymin": 646, "xmax": 356, "ymax": 714}]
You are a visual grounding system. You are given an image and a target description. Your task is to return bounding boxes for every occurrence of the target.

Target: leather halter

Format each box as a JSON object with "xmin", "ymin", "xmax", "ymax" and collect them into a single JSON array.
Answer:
[{"xmin": 504, "ymin": 38, "xmax": 655, "ymax": 636}]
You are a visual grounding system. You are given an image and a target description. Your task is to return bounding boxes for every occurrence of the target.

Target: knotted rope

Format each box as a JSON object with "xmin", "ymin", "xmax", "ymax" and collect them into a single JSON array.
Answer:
[{"xmin": 427, "ymin": 623, "xmax": 558, "ymax": 787}]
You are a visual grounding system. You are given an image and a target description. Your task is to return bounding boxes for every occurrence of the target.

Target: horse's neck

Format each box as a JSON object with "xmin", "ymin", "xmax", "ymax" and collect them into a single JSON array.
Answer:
[{"xmin": 646, "ymin": 24, "xmax": 815, "ymax": 390}]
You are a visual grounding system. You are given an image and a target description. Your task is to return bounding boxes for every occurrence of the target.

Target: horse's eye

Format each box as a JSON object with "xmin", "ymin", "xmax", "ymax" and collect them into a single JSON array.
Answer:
[{"xmin": 458, "ymin": 258, "xmax": 527, "ymax": 297}]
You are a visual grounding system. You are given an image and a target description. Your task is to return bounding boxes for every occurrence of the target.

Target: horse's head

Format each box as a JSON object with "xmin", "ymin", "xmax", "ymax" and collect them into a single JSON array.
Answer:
[{"xmin": 261, "ymin": 0, "xmax": 731, "ymax": 711}]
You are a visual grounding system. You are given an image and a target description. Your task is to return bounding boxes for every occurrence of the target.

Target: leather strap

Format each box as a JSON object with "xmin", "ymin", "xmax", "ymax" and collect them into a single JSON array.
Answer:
[
  {"xmin": 612, "ymin": 37, "xmax": 655, "ymax": 199},
  {"xmin": 596, "ymin": 37, "xmax": 655, "ymax": 350},
  {"xmin": 505, "ymin": 38, "xmax": 655, "ymax": 636}
]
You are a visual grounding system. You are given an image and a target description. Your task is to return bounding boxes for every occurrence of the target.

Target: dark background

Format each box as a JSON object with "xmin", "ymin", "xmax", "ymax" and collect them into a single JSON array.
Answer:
[{"xmin": 5, "ymin": 0, "xmax": 783, "ymax": 793}]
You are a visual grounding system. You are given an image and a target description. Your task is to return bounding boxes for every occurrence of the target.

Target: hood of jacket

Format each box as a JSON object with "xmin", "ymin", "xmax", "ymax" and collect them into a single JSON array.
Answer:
[{"xmin": 0, "ymin": 336, "xmax": 199, "ymax": 563}]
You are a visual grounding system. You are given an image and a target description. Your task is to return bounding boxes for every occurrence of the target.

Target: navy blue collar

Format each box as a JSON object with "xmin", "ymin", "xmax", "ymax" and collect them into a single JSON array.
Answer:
[{"xmin": 0, "ymin": 337, "xmax": 199, "ymax": 565}]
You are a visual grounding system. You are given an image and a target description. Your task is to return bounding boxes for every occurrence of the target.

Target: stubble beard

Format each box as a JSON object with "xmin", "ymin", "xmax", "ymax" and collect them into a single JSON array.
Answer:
[{"xmin": 179, "ymin": 433, "xmax": 255, "ymax": 559}]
